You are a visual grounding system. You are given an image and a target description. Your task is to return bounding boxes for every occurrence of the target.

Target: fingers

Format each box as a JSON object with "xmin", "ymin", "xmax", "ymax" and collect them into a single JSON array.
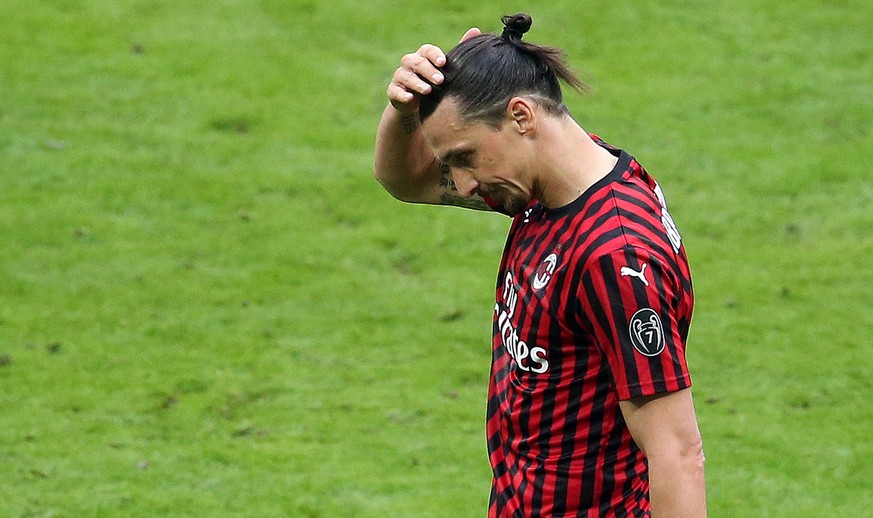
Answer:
[
  {"xmin": 387, "ymin": 81, "xmax": 416, "ymax": 106},
  {"xmin": 386, "ymin": 44, "xmax": 447, "ymax": 111},
  {"xmin": 459, "ymin": 27, "xmax": 481, "ymax": 43},
  {"xmin": 403, "ymin": 45, "xmax": 446, "ymax": 83},
  {"xmin": 385, "ymin": 30, "xmax": 479, "ymax": 111}
]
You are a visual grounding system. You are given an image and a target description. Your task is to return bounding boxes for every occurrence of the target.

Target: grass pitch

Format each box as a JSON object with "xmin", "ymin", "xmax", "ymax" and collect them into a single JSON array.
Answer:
[{"xmin": 1, "ymin": 1, "xmax": 871, "ymax": 516}]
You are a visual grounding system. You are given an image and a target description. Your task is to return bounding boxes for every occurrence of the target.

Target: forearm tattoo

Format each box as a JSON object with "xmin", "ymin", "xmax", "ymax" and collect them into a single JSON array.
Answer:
[
  {"xmin": 440, "ymin": 193, "xmax": 492, "ymax": 210},
  {"xmin": 439, "ymin": 162, "xmax": 458, "ymax": 192},
  {"xmin": 438, "ymin": 161, "xmax": 491, "ymax": 211},
  {"xmin": 400, "ymin": 113, "xmax": 419, "ymax": 135}
]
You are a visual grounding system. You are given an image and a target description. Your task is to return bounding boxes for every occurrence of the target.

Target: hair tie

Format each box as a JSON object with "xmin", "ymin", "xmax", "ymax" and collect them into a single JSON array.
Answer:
[{"xmin": 501, "ymin": 26, "xmax": 523, "ymax": 41}]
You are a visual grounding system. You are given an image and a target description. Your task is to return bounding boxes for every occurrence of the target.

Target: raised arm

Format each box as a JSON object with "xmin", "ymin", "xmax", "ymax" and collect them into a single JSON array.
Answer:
[
  {"xmin": 619, "ymin": 389, "xmax": 707, "ymax": 517},
  {"xmin": 374, "ymin": 29, "xmax": 492, "ymax": 210}
]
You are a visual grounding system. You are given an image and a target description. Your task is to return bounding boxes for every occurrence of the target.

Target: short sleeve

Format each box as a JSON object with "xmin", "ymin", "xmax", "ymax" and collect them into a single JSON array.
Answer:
[{"xmin": 576, "ymin": 246, "xmax": 692, "ymax": 400}]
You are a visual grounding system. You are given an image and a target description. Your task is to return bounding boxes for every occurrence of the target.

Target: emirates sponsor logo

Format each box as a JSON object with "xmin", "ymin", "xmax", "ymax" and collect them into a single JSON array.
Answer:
[{"xmin": 496, "ymin": 272, "xmax": 549, "ymax": 373}]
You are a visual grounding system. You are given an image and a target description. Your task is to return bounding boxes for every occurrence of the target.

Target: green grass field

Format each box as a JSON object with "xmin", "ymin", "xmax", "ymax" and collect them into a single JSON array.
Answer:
[{"xmin": 2, "ymin": 1, "xmax": 871, "ymax": 516}]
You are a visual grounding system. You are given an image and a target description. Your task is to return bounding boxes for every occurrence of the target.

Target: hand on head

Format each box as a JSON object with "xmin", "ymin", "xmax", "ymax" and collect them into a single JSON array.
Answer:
[{"xmin": 386, "ymin": 28, "xmax": 481, "ymax": 114}]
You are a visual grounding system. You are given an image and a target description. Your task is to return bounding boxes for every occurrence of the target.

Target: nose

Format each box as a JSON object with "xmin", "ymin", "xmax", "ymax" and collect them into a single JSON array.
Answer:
[{"xmin": 451, "ymin": 169, "xmax": 480, "ymax": 198}]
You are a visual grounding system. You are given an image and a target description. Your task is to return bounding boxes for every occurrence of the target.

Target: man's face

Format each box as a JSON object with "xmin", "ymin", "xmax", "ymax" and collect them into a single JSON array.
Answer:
[{"xmin": 421, "ymin": 99, "xmax": 532, "ymax": 216}]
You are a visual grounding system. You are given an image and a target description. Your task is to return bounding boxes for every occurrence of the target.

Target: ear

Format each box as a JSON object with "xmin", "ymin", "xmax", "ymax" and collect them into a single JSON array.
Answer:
[{"xmin": 506, "ymin": 97, "xmax": 536, "ymax": 135}]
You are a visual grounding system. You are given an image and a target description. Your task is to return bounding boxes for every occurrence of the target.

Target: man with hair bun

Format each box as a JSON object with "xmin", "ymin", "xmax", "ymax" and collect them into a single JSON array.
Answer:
[{"xmin": 375, "ymin": 13, "xmax": 707, "ymax": 517}]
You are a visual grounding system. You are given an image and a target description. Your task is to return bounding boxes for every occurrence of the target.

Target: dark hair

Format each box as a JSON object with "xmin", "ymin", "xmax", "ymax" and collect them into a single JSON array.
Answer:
[{"xmin": 419, "ymin": 13, "xmax": 586, "ymax": 127}]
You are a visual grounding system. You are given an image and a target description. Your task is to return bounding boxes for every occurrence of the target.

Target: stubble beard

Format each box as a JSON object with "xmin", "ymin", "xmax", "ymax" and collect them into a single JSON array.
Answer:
[{"xmin": 487, "ymin": 188, "xmax": 528, "ymax": 217}]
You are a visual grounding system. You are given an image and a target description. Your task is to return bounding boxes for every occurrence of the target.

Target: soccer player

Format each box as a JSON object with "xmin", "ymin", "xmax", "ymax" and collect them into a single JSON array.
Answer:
[{"xmin": 374, "ymin": 13, "xmax": 706, "ymax": 517}]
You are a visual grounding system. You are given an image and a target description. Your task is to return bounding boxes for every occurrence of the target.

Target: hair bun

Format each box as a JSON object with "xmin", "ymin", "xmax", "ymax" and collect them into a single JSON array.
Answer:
[{"xmin": 501, "ymin": 13, "xmax": 532, "ymax": 41}]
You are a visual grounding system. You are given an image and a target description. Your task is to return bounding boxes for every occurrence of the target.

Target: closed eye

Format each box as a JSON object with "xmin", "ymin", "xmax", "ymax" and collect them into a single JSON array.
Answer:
[
  {"xmin": 442, "ymin": 149, "xmax": 476, "ymax": 169},
  {"xmin": 450, "ymin": 151, "xmax": 475, "ymax": 168}
]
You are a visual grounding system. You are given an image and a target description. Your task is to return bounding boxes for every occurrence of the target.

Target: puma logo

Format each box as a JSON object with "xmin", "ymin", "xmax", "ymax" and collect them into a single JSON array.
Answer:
[{"xmin": 620, "ymin": 263, "xmax": 649, "ymax": 287}]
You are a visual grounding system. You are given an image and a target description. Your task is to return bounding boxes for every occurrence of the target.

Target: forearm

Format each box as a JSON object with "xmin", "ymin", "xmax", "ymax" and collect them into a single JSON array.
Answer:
[
  {"xmin": 648, "ymin": 440, "xmax": 707, "ymax": 517},
  {"xmin": 373, "ymin": 103, "xmax": 436, "ymax": 201},
  {"xmin": 374, "ymin": 30, "xmax": 481, "ymax": 205}
]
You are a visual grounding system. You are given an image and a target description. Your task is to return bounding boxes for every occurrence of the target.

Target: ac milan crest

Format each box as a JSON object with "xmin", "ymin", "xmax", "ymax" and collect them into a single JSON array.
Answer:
[{"xmin": 532, "ymin": 253, "xmax": 559, "ymax": 291}]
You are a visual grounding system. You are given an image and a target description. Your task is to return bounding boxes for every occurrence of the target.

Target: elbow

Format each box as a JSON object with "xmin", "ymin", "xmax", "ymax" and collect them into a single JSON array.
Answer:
[
  {"xmin": 646, "ymin": 436, "xmax": 707, "ymax": 517},
  {"xmin": 646, "ymin": 433, "xmax": 706, "ymax": 475},
  {"xmin": 672, "ymin": 432, "xmax": 706, "ymax": 470},
  {"xmin": 373, "ymin": 165, "xmax": 390, "ymax": 191},
  {"xmin": 373, "ymin": 167, "xmax": 404, "ymax": 201},
  {"xmin": 685, "ymin": 435, "xmax": 706, "ymax": 472},
  {"xmin": 373, "ymin": 165, "xmax": 421, "ymax": 203}
]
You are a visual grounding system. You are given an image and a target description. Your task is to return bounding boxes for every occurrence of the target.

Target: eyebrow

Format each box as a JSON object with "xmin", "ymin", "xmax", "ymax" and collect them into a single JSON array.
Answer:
[{"xmin": 440, "ymin": 147, "xmax": 475, "ymax": 165}]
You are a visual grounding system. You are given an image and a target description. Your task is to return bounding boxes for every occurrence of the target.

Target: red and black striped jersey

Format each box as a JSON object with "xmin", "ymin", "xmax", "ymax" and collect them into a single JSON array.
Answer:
[{"xmin": 486, "ymin": 140, "xmax": 694, "ymax": 517}]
